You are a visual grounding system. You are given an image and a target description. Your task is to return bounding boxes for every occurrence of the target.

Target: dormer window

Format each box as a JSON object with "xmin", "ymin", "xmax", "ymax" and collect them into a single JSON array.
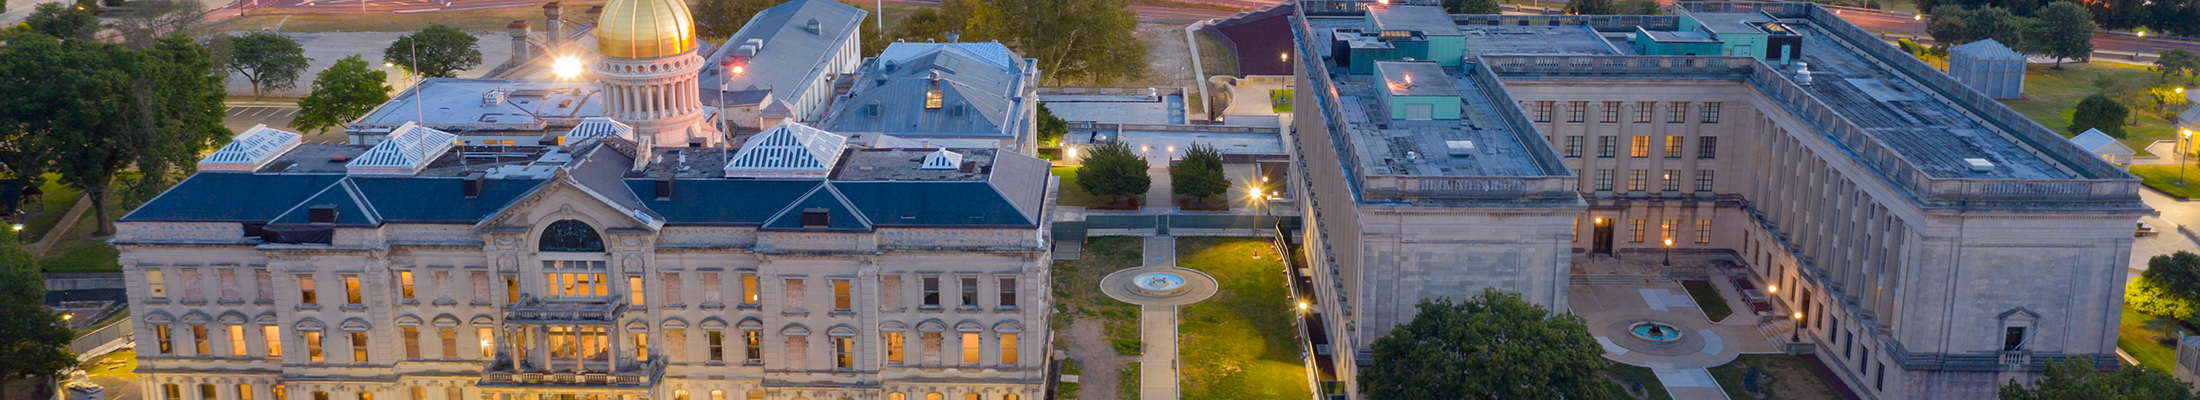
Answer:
[
  {"xmin": 801, "ymin": 208, "xmax": 830, "ymax": 228},
  {"xmin": 925, "ymin": 89, "xmax": 943, "ymax": 109}
]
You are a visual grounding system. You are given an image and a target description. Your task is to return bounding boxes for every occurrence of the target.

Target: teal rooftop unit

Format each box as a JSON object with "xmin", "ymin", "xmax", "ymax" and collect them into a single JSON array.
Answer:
[
  {"xmin": 1331, "ymin": 4, "xmax": 1462, "ymax": 74},
  {"xmin": 1374, "ymin": 60, "xmax": 1461, "ymax": 121},
  {"xmin": 1636, "ymin": 9, "xmax": 1802, "ymax": 63}
]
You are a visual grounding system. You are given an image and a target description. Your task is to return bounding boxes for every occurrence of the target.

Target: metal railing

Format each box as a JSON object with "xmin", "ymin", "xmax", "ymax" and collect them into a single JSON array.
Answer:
[{"xmin": 70, "ymin": 320, "xmax": 132, "ymax": 361}]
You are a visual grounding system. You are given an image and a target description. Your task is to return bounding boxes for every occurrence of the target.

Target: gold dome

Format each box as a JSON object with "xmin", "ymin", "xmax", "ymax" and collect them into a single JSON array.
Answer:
[{"xmin": 596, "ymin": 0, "xmax": 696, "ymax": 59}]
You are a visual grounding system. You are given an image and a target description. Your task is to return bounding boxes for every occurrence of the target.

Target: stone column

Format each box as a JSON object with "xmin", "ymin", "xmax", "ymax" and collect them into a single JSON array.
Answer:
[{"xmin": 507, "ymin": 20, "xmax": 532, "ymax": 65}]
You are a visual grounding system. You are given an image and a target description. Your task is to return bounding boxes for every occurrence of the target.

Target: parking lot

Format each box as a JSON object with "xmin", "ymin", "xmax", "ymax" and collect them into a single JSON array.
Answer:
[{"xmin": 222, "ymin": 106, "xmax": 352, "ymax": 145}]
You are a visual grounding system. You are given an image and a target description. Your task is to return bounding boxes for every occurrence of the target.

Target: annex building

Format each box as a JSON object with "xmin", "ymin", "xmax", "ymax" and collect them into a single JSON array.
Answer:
[
  {"xmin": 114, "ymin": 0, "xmax": 1054, "ymax": 399},
  {"xmin": 1288, "ymin": 2, "xmax": 2148, "ymax": 399}
]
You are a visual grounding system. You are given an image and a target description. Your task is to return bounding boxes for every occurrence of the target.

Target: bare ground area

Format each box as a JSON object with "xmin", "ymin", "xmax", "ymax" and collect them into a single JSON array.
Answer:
[
  {"xmin": 1124, "ymin": 22, "xmax": 1196, "ymax": 88},
  {"xmin": 1064, "ymin": 316, "xmax": 1137, "ymax": 399}
]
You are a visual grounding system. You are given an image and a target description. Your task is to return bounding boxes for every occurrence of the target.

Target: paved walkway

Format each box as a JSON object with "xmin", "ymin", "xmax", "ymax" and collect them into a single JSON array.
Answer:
[
  {"xmin": 2137, "ymin": 188, "xmax": 2200, "ymax": 277},
  {"xmin": 1137, "ymin": 236, "xmax": 1179, "ymax": 400},
  {"xmin": 1572, "ymin": 255, "xmax": 1781, "ymax": 400}
]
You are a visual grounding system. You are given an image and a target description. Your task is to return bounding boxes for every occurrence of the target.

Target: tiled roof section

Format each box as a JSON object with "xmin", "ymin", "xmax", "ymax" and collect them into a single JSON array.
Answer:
[
  {"xmin": 567, "ymin": 142, "xmax": 664, "ymax": 224},
  {"xmin": 835, "ymin": 182, "xmax": 1033, "ymax": 227},
  {"xmin": 822, "ymin": 42, "xmax": 1023, "ymax": 138},
  {"xmin": 119, "ymin": 174, "xmax": 347, "ymax": 222},
  {"xmin": 726, "ymin": 122, "xmax": 847, "ymax": 177},
  {"xmin": 565, "ymin": 117, "xmax": 634, "ymax": 142},
  {"xmin": 1951, "ymin": 39, "xmax": 2023, "ymax": 61},
  {"xmin": 348, "ymin": 123, "xmax": 460, "ymax": 176},
  {"xmin": 984, "ymin": 151, "xmax": 1050, "ymax": 222},
  {"xmin": 351, "ymin": 177, "xmax": 545, "ymax": 223},
  {"xmin": 629, "ymin": 179, "xmax": 819, "ymax": 225},
  {"xmin": 269, "ymin": 179, "xmax": 381, "ymax": 226},
  {"xmin": 762, "ymin": 182, "xmax": 872, "ymax": 230},
  {"xmin": 200, "ymin": 124, "xmax": 302, "ymax": 172},
  {"xmin": 701, "ymin": 0, "xmax": 866, "ymax": 117}
]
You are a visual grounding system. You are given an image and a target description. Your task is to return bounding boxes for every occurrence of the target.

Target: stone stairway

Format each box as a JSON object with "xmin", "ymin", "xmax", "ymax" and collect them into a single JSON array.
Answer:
[{"xmin": 1756, "ymin": 318, "xmax": 1797, "ymax": 348}]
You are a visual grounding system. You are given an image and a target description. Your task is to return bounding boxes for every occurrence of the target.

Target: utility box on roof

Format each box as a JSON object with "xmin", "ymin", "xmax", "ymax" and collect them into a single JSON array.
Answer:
[{"xmin": 1949, "ymin": 39, "xmax": 2026, "ymax": 99}]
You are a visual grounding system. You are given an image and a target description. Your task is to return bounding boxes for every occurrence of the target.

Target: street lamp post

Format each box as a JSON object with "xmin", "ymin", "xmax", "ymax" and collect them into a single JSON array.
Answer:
[
  {"xmin": 1662, "ymin": 238, "xmax": 1672, "ymax": 267},
  {"xmin": 1791, "ymin": 311, "xmax": 1804, "ymax": 343},
  {"xmin": 2183, "ymin": 129, "xmax": 2193, "ymax": 186}
]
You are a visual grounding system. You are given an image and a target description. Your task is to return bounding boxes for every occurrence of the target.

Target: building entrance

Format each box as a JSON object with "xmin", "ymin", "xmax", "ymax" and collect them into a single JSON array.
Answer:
[{"xmin": 1593, "ymin": 218, "xmax": 1614, "ymax": 254}]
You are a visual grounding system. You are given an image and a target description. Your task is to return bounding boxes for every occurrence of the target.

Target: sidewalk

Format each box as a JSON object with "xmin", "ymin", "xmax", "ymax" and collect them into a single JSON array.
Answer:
[{"xmin": 1139, "ymin": 236, "xmax": 1180, "ymax": 400}]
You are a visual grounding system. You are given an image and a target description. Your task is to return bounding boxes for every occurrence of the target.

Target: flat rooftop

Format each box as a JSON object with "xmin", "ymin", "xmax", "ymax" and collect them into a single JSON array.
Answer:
[
  {"xmin": 1377, "ymin": 61, "xmax": 1458, "ymax": 97},
  {"xmin": 1456, "ymin": 25, "xmax": 1620, "ymax": 57},
  {"xmin": 1688, "ymin": 11, "xmax": 1775, "ymax": 35},
  {"xmin": 350, "ymin": 79, "xmax": 602, "ymax": 137},
  {"xmin": 1367, "ymin": 5, "xmax": 1458, "ymax": 34},
  {"xmin": 1038, "ymin": 92, "xmax": 1188, "ymax": 125},
  {"xmin": 829, "ymin": 148, "xmax": 1001, "ymax": 181},
  {"xmin": 1641, "ymin": 30, "xmax": 1719, "ymax": 43}
]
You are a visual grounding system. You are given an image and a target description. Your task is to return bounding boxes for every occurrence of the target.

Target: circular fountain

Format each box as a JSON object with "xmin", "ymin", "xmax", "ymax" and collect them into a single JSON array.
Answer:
[
  {"xmin": 1628, "ymin": 321, "xmax": 1685, "ymax": 343},
  {"xmin": 1129, "ymin": 272, "xmax": 1189, "ymax": 297},
  {"xmin": 1101, "ymin": 266, "xmax": 1219, "ymax": 306}
]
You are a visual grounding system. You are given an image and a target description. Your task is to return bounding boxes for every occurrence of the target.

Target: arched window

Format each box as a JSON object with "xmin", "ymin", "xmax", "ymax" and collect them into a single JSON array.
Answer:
[{"xmin": 539, "ymin": 220, "xmax": 604, "ymax": 252}]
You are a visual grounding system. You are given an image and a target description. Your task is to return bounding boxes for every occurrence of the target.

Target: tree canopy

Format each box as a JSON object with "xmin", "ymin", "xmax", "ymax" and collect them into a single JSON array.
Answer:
[
  {"xmin": 1442, "ymin": 0, "xmax": 1500, "ymax": 14},
  {"xmin": 0, "ymin": 34, "xmax": 230, "ymax": 236},
  {"xmin": 0, "ymin": 234, "xmax": 75, "ymax": 397},
  {"xmin": 294, "ymin": 55, "xmax": 393, "ymax": 135},
  {"xmin": 385, "ymin": 24, "xmax": 481, "ymax": 79},
  {"xmin": 691, "ymin": 0, "xmax": 776, "ymax": 42},
  {"xmin": 24, "ymin": 2, "xmax": 96, "ymax": 41},
  {"xmin": 217, "ymin": 32, "xmax": 311, "ymax": 97},
  {"xmin": 107, "ymin": 0, "xmax": 204, "ymax": 50},
  {"xmin": 1360, "ymin": 289, "xmax": 1620, "ymax": 400},
  {"xmin": 2143, "ymin": 251, "xmax": 2200, "ymax": 303},
  {"xmin": 1566, "ymin": 0, "xmax": 1619, "ymax": 15},
  {"xmin": 2155, "ymin": 49, "xmax": 2199, "ymax": 83},
  {"xmin": 1170, "ymin": 143, "xmax": 1230, "ymax": 200},
  {"xmin": 2000, "ymin": 359, "xmax": 2197, "ymax": 400},
  {"xmin": 1037, "ymin": 103, "xmax": 1067, "ymax": 147},
  {"xmin": 2069, "ymin": 93, "xmax": 2128, "ymax": 138},
  {"xmin": 2027, "ymin": 1, "xmax": 2094, "ymax": 68},
  {"xmin": 963, "ymin": 0, "xmax": 1147, "ymax": 85},
  {"xmin": 1076, "ymin": 140, "xmax": 1150, "ymax": 200}
]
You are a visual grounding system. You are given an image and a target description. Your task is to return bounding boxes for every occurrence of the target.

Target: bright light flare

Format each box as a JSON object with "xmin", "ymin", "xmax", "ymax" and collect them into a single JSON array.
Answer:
[
  {"xmin": 1297, "ymin": 301, "xmax": 1309, "ymax": 311},
  {"xmin": 553, "ymin": 57, "xmax": 584, "ymax": 79},
  {"xmin": 1767, "ymin": 285, "xmax": 1778, "ymax": 293}
]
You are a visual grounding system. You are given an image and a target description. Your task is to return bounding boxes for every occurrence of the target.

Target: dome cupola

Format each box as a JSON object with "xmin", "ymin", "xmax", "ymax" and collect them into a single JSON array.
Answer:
[{"xmin": 596, "ymin": 0, "xmax": 696, "ymax": 59}]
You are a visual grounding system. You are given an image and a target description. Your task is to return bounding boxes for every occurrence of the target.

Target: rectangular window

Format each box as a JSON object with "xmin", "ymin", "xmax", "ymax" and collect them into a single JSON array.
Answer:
[
  {"xmin": 960, "ymin": 277, "xmax": 979, "ymax": 308},
  {"xmin": 1532, "ymin": 101, "xmax": 1554, "ymax": 122},
  {"xmin": 469, "ymin": 272, "xmax": 488, "ymax": 303},
  {"xmin": 1593, "ymin": 170, "xmax": 1613, "ymax": 191},
  {"xmin": 887, "ymin": 332, "xmax": 906, "ymax": 364},
  {"xmin": 398, "ymin": 271, "xmax": 415, "ymax": 300},
  {"xmin": 784, "ymin": 278, "xmax": 805, "ymax": 313},
  {"xmin": 833, "ymin": 279, "xmax": 852, "ymax": 311},
  {"xmin": 181, "ymin": 269, "xmax": 201, "ymax": 301},
  {"xmin": 1696, "ymin": 170, "xmax": 1715, "ymax": 192},
  {"xmin": 1601, "ymin": 101, "xmax": 1621, "ymax": 123},
  {"xmin": 883, "ymin": 276, "xmax": 903, "ymax": 309},
  {"xmin": 1000, "ymin": 333, "xmax": 1018, "ymax": 365},
  {"xmin": 155, "ymin": 324, "xmax": 174, "ymax": 354},
  {"xmin": 1698, "ymin": 137, "xmax": 1718, "ymax": 159},
  {"xmin": 1664, "ymin": 136, "xmax": 1683, "ymax": 158},
  {"xmin": 664, "ymin": 273, "xmax": 683, "ymax": 305},
  {"xmin": 834, "ymin": 337, "xmax": 854, "ymax": 369},
  {"xmin": 410, "ymin": 387, "xmax": 425, "ymax": 400},
  {"xmin": 1634, "ymin": 101, "xmax": 1654, "ymax": 122},
  {"xmin": 1702, "ymin": 102, "xmax": 1722, "ymax": 123},
  {"xmin": 961, "ymin": 333, "xmax": 981, "ymax": 365},
  {"xmin": 1668, "ymin": 101, "xmax": 1688, "ymax": 123},
  {"xmin": 263, "ymin": 325, "xmax": 282, "ymax": 359},
  {"xmin": 297, "ymin": 275, "xmax": 316, "ymax": 304},
  {"xmin": 922, "ymin": 332, "xmax": 943, "ymax": 365},
  {"xmin": 1663, "ymin": 170, "xmax": 1681, "ymax": 191},
  {"xmin": 432, "ymin": 271, "xmax": 450, "ymax": 302},
  {"xmin": 666, "ymin": 329, "xmax": 685, "ymax": 362},
  {"xmin": 999, "ymin": 277, "xmax": 1017, "ymax": 308},
  {"xmin": 446, "ymin": 388, "xmax": 460, "ymax": 400},
  {"xmin": 478, "ymin": 327, "xmax": 494, "ymax": 359},
  {"xmin": 1627, "ymin": 169, "xmax": 1647, "ymax": 191},
  {"xmin": 504, "ymin": 276, "xmax": 520, "ymax": 303},
  {"xmin": 1562, "ymin": 136, "xmax": 1582, "ymax": 157},
  {"xmin": 1661, "ymin": 220, "xmax": 1677, "ymax": 243},
  {"xmin": 164, "ymin": 384, "xmax": 181, "ymax": 400},
  {"xmin": 306, "ymin": 331, "xmax": 324, "ymax": 362},
  {"xmin": 925, "ymin": 88, "xmax": 943, "ymax": 109},
  {"xmin": 229, "ymin": 325, "xmax": 248, "ymax": 356},
  {"xmin": 440, "ymin": 328, "xmax": 457, "ymax": 359},
  {"xmin": 2003, "ymin": 327, "xmax": 2026, "ymax": 351},
  {"xmin": 701, "ymin": 273, "xmax": 721, "ymax": 304},
  {"xmin": 202, "ymin": 384, "xmax": 218, "ymax": 400},
  {"xmin": 1631, "ymin": 219, "xmax": 1645, "ymax": 243},
  {"xmin": 256, "ymin": 270, "xmax": 273, "ymax": 302},
  {"xmin": 707, "ymin": 330, "xmax": 725, "ymax": 362},
  {"xmin": 1566, "ymin": 101, "xmax": 1587, "ymax": 123},
  {"xmin": 1597, "ymin": 137, "xmax": 1617, "ymax": 158},
  {"xmin": 1629, "ymin": 136, "xmax": 1649, "ymax": 158},
  {"xmin": 273, "ymin": 385, "xmax": 285, "ymax": 400},
  {"xmin": 787, "ymin": 336, "xmax": 809, "ymax": 370},
  {"xmin": 239, "ymin": 385, "xmax": 255, "ymax": 400},
  {"xmin": 192, "ymin": 324, "xmax": 209, "ymax": 355},
  {"xmin": 630, "ymin": 276, "xmax": 645, "ymax": 306},
  {"xmin": 741, "ymin": 274, "xmax": 760, "ymax": 305},
  {"xmin": 1697, "ymin": 219, "xmax": 1713, "ymax": 244},
  {"xmin": 633, "ymin": 329, "xmax": 648, "ymax": 361},
  {"xmin": 219, "ymin": 269, "xmax": 240, "ymax": 301},
  {"xmin": 922, "ymin": 276, "xmax": 941, "ymax": 307},
  {"xmin": 744, "ymin": 330, "xmax": 763, "ymax": 362},
  {"xmin": 403, "ymin": 327, "xmax": 420, "ymax": 359},
  {"xmin": 343, "ymin": 276, "xmax": 361, "ymax": 304},
  {"xmin": 350, "ymin": 332, "xmax": 368, "ymax": 363}
]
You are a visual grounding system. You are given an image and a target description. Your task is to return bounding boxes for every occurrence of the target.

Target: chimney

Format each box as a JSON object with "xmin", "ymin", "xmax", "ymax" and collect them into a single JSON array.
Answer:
[
  {"xmin": 507, "ymin": 20, "xmax": 533, "ymax": 63},
  {"xmin": 462, "ymin": 172, "xmax": 484, "ymax": 198},
  {"xmin": 543, "ymin": 2, "xmax": 563, "ymax": 48},
  {"xmin": 946, "ymin": 32, "xmax": 959, "ymax": 43},
  {"xmin": 654, "ymin": 175, "xmax": 673, "ymax": 200},
  {"xmin": 585, "ymin": 6, "xmax": 603, "ymax": 24},
  {"xmin": 308, "ymin": 204, "xmax": 339, "ymax": 224}
]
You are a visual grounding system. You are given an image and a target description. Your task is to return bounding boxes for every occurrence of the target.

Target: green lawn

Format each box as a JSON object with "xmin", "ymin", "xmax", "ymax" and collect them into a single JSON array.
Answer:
[
  {"xmin": 1050, "ymin": 236, "xmax": 1145, "ymax": 355},
  {"xmin": 1175, "ymin": 237, "xmax": 1313, "ymax": 400},
  {"xmin": 1708, "ymin": 354, "xmax": 1846, "ymax": 400},
  {"xmin": 18, "ymin": 177, "xmax": 82, "ymax": 243},
  {"xmin": 2119, "ymin": 305, "xmax": 2185, "ymax": 374},
  {"xmin": 1603, "ymin": 362, "xmax": 1675, "ymax": 400},
  {"xmin": 1999, "ymin": 63, "xmax": 2184, "ymax": 158},
  {"xmin": 1118, "ymin": 362, "xmax": 1142, "ymax": 400},
  {"xmin": 2131, "ymin": 165, "xmax": 2200, "ymax": 199},
  {"xmin": 1683, "ymin": 281, "xmax": 1735, "ymax": 323},
  {"xmin": 1270, "ymin": 89, "xmax": 1294, "ymax": 113},
  {"xmin": 1196, "ymin": 32, "xmax": 1238, "ymax": 79},
  {"xmin": 1053, "ymin": 167, "xmax": 1110, "ymax": 208}
]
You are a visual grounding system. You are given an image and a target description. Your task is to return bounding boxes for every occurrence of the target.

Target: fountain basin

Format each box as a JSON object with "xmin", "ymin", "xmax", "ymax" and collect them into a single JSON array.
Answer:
[
  {"xmin": 1628, "ymin": 322, "xmax": 1684, "ymax": 343},
  {"xmin": 1128, "ymin": 272, "xmax": 1189, "ymax": 297}
]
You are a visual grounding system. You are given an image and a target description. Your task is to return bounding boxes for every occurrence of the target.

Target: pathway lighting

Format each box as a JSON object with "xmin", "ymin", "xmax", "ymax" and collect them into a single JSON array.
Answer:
[
  {"xmin": 1767, "ymin": 284, "xmax": 1778, "ymax": 294},
  {"xmin": 1791, "ymin": 311, "xmax": 1804, "ymax": 343},
  {"xmin": 1662, "ymin": 238, "xmax": 1673, "ymax": 267}
]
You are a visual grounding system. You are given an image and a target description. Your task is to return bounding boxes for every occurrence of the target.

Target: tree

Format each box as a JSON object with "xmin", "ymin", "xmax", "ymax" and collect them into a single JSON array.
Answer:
[
  {"xmin": 0, "ymin": 234, "xmax": 75, "ymax": 400},
  {"xmin": 294, "ymin": 55, "xmax": 393, "ymax": 135},
  {"xmin": 1360, "ymin": 289, "xmax": 1620, "ymax": 400},
  {"xmin": 1442, "ymin": 0, "xmax": 1500, "ymax": 14},
  {"xmin": 1075, "ymin": 140, "xmax": 1150, "ymax": 202},
  {"xmin": 691, "ymin": 0, "xmax": 775, "ymax": 42},
  {"xmin": 0, "ymin": 34, "xmax": 230, "ymax": 236},
  {"xmin": 217, "ymin": 32, "xmax": 310, "ymax": 97},
  {"xmin": 106, "ymin": 0, "xmax": 203, "ymax": 50},
  {"xmin": 964, "ymin": 0, "xmax": 1147, "ymax": 85},
  {"xmin": 1999, "ymin": 359, "xmax": 2197, "ymax": 399},
  {"xmin": 1036, "ymin": 103, "xmax": 1067, "ymax": 147},
  {"xmin": 384, "ymin": 24, "xmax": 481, "ymax": 79},
  {"xmin": 2029, "ymin": 1, "xmax": 2094, "ymax": 68},
  {"xmin": 1566, "ymin": 0, "xmax": 1619, "ymax": 15},
  {"xmin": 2069, "ymin": 93, "xmax": 2128, "ymax": 137},
  {"xmin": 1927, "ymin": 14, "xmax": 1970, "ymax": 47},
  {"xmin": 2156, "ymin": 49, "xmax": 2200, "ymax": 83},
  {"xmin": 1620, "ymin": 0, "xmax": 1665, "ymax": 15},
  {"xmin": 2143, "ymin": 251, "xmax": 2200, "ymax": 302},
  {"xmin": 24, "ymin": 2, "xmax": 96, "ymax": 41},
  {"xmin": 2128, "ymin": 275, "xmax": 2194, "ymax": 321},
  {"xmin": 1170, "ymin": 143, "xmax": 1230, "ymax": 203}
]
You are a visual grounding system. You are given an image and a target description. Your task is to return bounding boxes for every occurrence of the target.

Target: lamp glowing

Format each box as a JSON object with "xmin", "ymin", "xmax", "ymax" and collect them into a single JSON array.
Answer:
[
  {"xmin": 385, "ymin": 61, "xmax": 394, "ymax": 68},
  {"xmin": 1261, "ymin": 176, "xmax": 1269, "ymax": 183},
  {"xmin": 2178, "ymin": 87, "xmax": 2185, "ymax": 94},
  {"xmin": 2138, "ymin": 31, "xmax": 2147, "ymax": 37},
  {"xmin": 1664, "ymin": 239, "xmax": 1673, "ymax": 246},
  {"xmin": 1793, "ymin": 311, "xmax": 1803, "ymax": 320},
  {"xmin": 1066, "ymin": 147, "xmax": 1078, "ymax": 159},
  {"xmin": 9, "ymin": 224, "xmax": 20, "ymax": 232},
  {"xmin": 732, "ymin": 65, "xmax": 745, "ymax": 75},
  {"xmin": 1166, "ymin": 145, "xmax": 1175, "ymax": 153},
  {"xmin": 1767, "ymin": 285, "xmax": 1778, "ymax": 293},
  {"xmin": 1297, "ymin": 301, "xmax": 1309, "ymax": 311},
  {"xmin": 552, "ymin": 57, "xmax": 584, "ymax": 79},
  {"xmin": 1912, "ymin": 14, "xmax": 1921, "ymax": 21}
]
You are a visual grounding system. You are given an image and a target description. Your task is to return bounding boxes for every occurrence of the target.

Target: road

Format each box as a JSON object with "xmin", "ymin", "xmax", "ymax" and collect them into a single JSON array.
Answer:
[{"xmin": 1833, "ymin": 9, "xmax": 2200, "ymax": 57}]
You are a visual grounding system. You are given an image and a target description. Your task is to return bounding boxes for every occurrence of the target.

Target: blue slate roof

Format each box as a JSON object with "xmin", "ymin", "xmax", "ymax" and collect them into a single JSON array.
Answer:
[
  {"xmin": 821, "ymin": 42, "xmax": 1029, "ymax": 139},
  {"xmin": 836, "ymin": 182, "xmax": 1034, "ymax": 227},
  {"xmin": 628, "ymin": 179, "xmax": 819, "ymax": 225},
  {"xmin": 120, "ymin": 174, "xmax": 347, "ymax": 222},
  {"xmin": 269, "ymin": 180, "xmax": 380, "ymax": 226},
  {"xmin": 762, "ymin": 183, "xmax": 872, "ymax": 230}
]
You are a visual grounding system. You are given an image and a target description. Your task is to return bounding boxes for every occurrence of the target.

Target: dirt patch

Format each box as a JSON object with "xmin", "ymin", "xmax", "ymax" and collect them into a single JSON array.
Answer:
[
  {"xmin": 1125, "ymin": 22, "xmax": 1196, "ymax": 88},
  {"xmin": 1064, "ymin": 316, "xmax": 1136, "ymax": 399},
  {"xmin": 1709, "ymin": 354, "xmax": 1845, "ymax": 400}
]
